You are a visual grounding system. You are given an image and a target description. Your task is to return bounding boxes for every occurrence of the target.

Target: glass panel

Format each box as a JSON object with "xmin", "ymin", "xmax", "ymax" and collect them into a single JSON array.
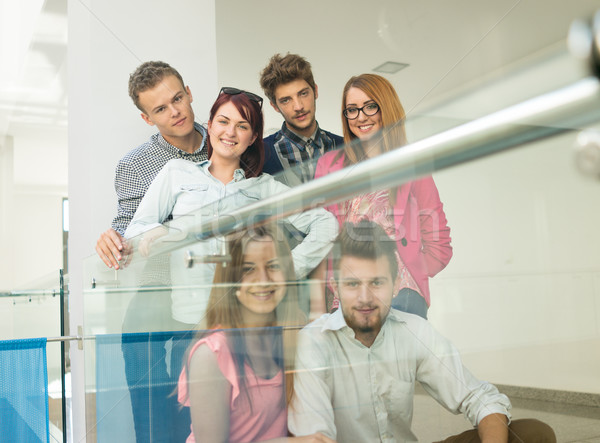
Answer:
[
  {"xmin": 0, "ymin": 273, "xmax": 66, "ymax": 441},
  {"xmin": 430, "ymin": 129, "xmax": 600, "ymax": 389},
  {"xmin": 81, "ymin": 13, "xmax": 600, "ymax": 443},
  {"xmin": 83, "ymin": 103, "xmax": 600, "ymax": 442}
]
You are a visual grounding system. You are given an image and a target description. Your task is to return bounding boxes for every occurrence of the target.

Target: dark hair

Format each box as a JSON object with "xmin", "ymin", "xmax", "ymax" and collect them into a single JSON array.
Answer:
[
  {"xmin": 207, "ymin": 92, "xmax": 265, "ymax": 178},
  {"xmin": 333, "ymin": 220, "xmax": 399, "ymax": 282},
  {"xmin": 128, "ymin": 61, "xmax": 185, "ymax": 112},
  {"xmin": 259, "ymin": 53, "xmax": 316, "ymax": 104}
]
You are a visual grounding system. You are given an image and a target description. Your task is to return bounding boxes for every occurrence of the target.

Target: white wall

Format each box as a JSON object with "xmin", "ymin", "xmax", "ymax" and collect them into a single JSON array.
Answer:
[
  {"xmin": 0, "ymin": 127, "xmax": 66, "ymax": 424},
  {"xmin": 67, "ymin": 0, "xmax": 217, "ymax": 440},
  {"xmin": 0, "ymin": 126, "xmax": 67, "ymax": 290},
  {"xmin": 412, "ymin": 52, "xmax": 600, "ymax": 393},
  {"xmin": 0, "ymin": 136, "xmax": 15, "ymax": 288},
  {"xmin": 429, "ymin": 133, "xmax": 600, "ymax": 393}
]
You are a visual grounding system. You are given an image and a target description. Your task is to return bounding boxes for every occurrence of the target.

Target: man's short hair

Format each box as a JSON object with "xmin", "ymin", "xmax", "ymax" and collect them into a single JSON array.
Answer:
[
  {"xmin": 259, "ymin": 53, "xmax": 316, "ymax": 104},
  {"xmin": 333, "ymin": 220, "xmax": 399, "ymax": 282},
  {"xmin": 128, "ymin": 61, "xmax": 185, "ymax": 112}
]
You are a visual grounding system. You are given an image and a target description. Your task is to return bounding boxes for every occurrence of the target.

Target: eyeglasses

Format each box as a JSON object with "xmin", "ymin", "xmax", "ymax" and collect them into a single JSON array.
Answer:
[
  {"xmin": 343, "ymin": 103, "xmax": 380, "ymax": 120},
  {"xmin": 219, "ymin": 87, "xmax": 263, "ymax": 108}
]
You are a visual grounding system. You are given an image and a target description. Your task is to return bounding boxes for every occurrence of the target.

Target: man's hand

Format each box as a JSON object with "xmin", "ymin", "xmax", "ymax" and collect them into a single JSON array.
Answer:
[
  {"xmin": 96, "ymin": 229, "xmax": 129, "ymax": 269},
  {"xmin": 477, "ymin": 413, "xmax": 509, "ymax": 443}
]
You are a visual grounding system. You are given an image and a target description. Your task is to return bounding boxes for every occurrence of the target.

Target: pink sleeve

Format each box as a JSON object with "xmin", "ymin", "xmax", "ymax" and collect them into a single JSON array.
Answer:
[
  {"xmin": 314, "ymin": 153, "xmax": 330, "ymax": 179},
  {"xmin": 315, "ymin": 150, "xmax": 345, "ymax": 179},
  {"xmin": 314, "ymin": 158, "xmax": 324, "ymax": 179},
  {"xmin": 411, "ymin": 176, "xmax": 453, "ymax": 276},
  {"xmin": 178, "ymin": 331, "xmax": 241, "ymax": 407}
]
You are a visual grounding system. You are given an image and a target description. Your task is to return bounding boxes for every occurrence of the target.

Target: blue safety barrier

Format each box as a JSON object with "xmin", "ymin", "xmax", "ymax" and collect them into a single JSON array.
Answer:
[
  {"xmin": 0, "ymin": 338, "xmax": 49, "ymax": 443},
  {"xmin": 95, "ymin": 331, "xmax": 195, "ymax": 443}
]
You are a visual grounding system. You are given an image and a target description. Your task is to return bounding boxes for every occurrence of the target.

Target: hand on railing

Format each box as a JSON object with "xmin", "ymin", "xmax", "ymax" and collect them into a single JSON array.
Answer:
[{"xmin": 95, "ymin": 228, "xmax": 132, "ymax": 270}]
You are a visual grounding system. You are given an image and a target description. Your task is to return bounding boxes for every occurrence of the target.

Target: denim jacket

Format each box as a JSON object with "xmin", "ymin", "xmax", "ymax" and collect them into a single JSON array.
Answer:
[{"xmin": 126, "ymin": 159, "xmax": 338, "ymax": 324}]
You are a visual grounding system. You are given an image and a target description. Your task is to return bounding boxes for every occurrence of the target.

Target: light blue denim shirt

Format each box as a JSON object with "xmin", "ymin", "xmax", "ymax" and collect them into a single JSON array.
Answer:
[
  {"xmin": 289, "ymin": 309, "xmax": 512, "ymax": 442},
  {"xmin": 125, "ymin": 159, "xmax": 338, "ymax": 324}
]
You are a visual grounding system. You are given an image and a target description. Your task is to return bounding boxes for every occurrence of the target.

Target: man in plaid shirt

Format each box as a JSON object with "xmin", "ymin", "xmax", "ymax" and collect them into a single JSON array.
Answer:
[
  {"xmin": 95, "ymin": 61, "xmax": 208, "ymax": 269},
  {"xmin": 260, "ymin": 53, "xmax": 343, "ymax": 187}
]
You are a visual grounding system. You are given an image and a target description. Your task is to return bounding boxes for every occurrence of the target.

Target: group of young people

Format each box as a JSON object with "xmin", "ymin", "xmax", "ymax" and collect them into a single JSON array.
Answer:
[{"xmin": 95, "ymin": 55, "xmax": 555, "ymax": 442}]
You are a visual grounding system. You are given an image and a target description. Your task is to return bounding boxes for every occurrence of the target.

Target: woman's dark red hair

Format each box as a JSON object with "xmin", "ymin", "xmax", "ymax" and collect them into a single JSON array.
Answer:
[{"xmin": 207, "ymin": 92, "xmax": 265, "ymax": 178}]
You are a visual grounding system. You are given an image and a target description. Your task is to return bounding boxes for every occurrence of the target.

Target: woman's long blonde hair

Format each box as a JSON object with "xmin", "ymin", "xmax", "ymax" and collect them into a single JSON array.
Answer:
[{"xmin": 189, "ymin": 223, "xmax": 304, "ymax": 406}]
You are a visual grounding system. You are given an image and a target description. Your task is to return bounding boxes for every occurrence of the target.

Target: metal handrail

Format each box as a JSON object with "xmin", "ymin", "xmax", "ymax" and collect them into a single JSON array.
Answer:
[
  {"xmin": 47, "ymin": 324, "xmax": 308, "ymax": 343},
  {"xmin": 47, "ymin": 336, "xmax": 80, "ymax": 343},
  {"xmin": 0, "ymin": 288, "xmax": 61, "ymax": 297},
  {"xmin": 135, "ymin": 75, "xmax": 600, "ymax": 260}
]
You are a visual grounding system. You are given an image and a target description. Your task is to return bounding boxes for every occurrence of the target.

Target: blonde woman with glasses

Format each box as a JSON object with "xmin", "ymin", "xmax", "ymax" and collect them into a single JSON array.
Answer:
[{"xmin": 315, "ymin": 74, "xmax": 452, "ymax": 319}]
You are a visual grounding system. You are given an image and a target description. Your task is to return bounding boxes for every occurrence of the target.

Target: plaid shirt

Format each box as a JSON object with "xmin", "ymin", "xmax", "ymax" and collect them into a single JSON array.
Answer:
[
  {"xmin": 263, "ymin": 122, "xmax": 343, "ymax": 186},
  {"xmin": 111, "ymin": 122, "xmax": 208, "ymax": 235}
]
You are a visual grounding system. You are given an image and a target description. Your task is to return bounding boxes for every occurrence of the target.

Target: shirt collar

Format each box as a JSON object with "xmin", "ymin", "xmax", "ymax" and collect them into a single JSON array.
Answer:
[
  {"xmin": 199, "ymin": 160, "xmax": 246, "ymax": 181},
  {"xmin": 303, "ymin": 128, "xmax": 319, "ymax": 144},
  {"xmin": 279, "ymin": 121, "xmax": 323, "ymax": 148},
  {"xmin": 233, "ymin": 168, "xmax": 246, "ymax": 181},
  {"xmin": 321, "ymin": 308, "xmax": 346, "ymax": 332},
  {"xmin": 156, "ymin": 122, "xmax": 208, "ymax": 155}
]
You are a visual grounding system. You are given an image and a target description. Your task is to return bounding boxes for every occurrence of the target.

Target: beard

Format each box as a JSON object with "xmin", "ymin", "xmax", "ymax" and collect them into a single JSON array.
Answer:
[
  {"xmin": 353, "ymin": 324, "xmax": 376, "ymax": 334},
  {"xmin": 342, "ymin": 305, "xmax": 388, "ymax": 336}
]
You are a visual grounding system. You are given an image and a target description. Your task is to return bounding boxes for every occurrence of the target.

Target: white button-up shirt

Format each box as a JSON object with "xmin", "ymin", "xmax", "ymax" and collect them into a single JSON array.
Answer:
[
  {"xmin": 289, "ymin": 309, "xmax": 511, "ymax": 442},
  {"xmin": 125, "ymin": 159, "xmax": 338, "ymax": 324}
]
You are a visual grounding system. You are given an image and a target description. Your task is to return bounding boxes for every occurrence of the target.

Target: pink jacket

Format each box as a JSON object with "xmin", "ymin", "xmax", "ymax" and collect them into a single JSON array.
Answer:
[{"xmin": 314, "ymin": 150, "xmax": 452, "ymax": 306}]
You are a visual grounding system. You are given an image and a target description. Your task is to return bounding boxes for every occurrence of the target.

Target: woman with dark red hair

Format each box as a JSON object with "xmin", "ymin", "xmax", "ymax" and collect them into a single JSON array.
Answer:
[{"xmin": 125, "ymin": 87, "xmax": 337, "ymax": 329}]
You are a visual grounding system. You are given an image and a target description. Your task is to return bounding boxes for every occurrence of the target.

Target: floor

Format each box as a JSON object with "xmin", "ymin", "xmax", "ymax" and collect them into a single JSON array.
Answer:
[
  {"xmin": 54, "ymin": 381, "xmax": 600, "ymax": 442},
  {"xmin": 412, "ymin": 384, "xmax": 600, "ymax": 442}
]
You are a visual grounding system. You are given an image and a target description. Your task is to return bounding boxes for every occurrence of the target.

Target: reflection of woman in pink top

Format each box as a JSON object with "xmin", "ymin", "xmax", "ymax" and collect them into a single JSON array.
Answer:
[
  {"xmin": 178, "ymin": 224, "xmax": 334, "ymax": 443},
  {"xmin": 315, "ymin": 74, "xmax": 452, "ymax": 319}
]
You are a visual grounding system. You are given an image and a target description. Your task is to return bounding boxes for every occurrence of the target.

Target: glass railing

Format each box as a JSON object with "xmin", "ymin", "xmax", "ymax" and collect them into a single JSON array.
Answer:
[
  {"xmin": 80, "ymin": 24, "xmax": 600, "ymax": 441},
  {"xmin": 83, "ymin": 104, "xmax": 600, "ymax": 443},
  {"xmin": 0, "ymin": 271, "xmax": 69, "ymax": 443}
]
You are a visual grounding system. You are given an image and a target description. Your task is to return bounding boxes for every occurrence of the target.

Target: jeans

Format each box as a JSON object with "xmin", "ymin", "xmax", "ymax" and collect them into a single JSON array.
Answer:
[
  {"xmin": 121, "ymin": 287, "xmax": 193, "ymax": 443},
  {"xmin": 391, "ymin": 288, "xmax": 428, "ymax": 319},
  {"xmin": 435, "ymin": 418, "xmax": 556, "ymax": 442}
]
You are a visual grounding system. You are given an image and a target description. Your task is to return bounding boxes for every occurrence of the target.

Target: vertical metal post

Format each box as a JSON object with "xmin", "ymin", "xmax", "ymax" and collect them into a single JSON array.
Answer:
[{"xmin": 59, "ymin": 269, "xmax": 67, "ymax": 443}]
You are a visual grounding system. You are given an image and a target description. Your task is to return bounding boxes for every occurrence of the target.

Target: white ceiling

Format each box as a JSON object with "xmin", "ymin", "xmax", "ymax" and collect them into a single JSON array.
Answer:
[
  {"xmin": 1, "ymin": 0, "xmax": 599, "ymax": 140},
  {"xmin": 214, "ymin": 0, "xmax": 600, "ymax": 135},
  {"xmin": 0, "ymin": 0, "xmax": 67, "ymax": 134}
]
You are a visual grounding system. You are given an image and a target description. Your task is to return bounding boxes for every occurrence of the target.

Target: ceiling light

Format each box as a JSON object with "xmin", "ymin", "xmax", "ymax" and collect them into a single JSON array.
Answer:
[{"xmin": 373, "ymin": 61, "xmax": 409, "ymax": 74}]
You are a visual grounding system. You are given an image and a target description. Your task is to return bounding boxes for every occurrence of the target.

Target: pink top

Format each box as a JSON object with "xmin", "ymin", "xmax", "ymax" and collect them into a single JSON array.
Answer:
[
  {"xmin": 178, "ymin": 331, "xmax": 287, "ymax": 443},
  {"xmin": 315, "ymin": 150, "xmax": 452, "ymax": 306}
]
